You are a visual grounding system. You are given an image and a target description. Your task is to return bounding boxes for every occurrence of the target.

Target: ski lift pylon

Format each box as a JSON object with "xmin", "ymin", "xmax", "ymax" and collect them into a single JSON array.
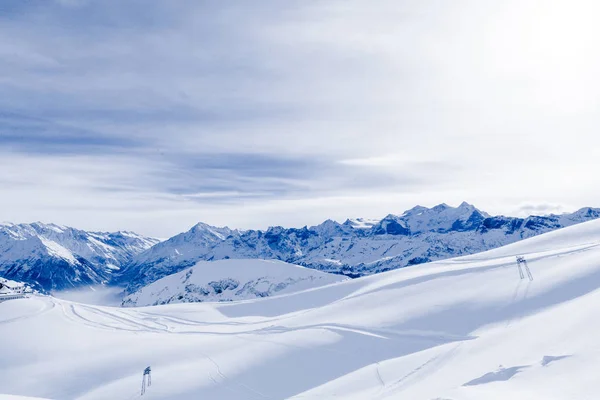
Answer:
[{"xmin": 141, "ymin": 366, "xmax": 152, "ymax": 395}]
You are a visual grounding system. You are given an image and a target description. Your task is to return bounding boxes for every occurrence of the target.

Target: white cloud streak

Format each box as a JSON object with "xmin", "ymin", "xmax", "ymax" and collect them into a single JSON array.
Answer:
[{"xmin": 1, "ymin": 0, "xmax": 599, "ymax": 236}]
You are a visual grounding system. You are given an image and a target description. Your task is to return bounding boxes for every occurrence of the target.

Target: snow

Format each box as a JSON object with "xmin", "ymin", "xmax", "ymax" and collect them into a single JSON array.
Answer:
[
  {"xmin": 120, "ymin": 204, "xmax": 600, "ymax": 292},
  {"xmin": 4, "ymin": 205, "xmax": 599, "ymax": 293},
  {"xmin": 44, "ymin": 223, "xmax": 66, "ymax": 234},
  {"xmin": 122, "ymin": 259, "xmax": 348, "ymax": 306},
  {"xmin": 344, "ymin": 218, "xmax": 379, "ymax": 229},
  {"xmin": 0, "ymin": 222, "xmax": 160, "ymax": 291},
  {"xmin": 39, "ymin": 237, "xmax": 78, "ymax": 265},
  {"xmin": 4, "ymin": 219, "xmax": 600, "ymax": 398},
  {"xmin": 395, "ymin": 201, "xmax": 488, "ymax": 234}
]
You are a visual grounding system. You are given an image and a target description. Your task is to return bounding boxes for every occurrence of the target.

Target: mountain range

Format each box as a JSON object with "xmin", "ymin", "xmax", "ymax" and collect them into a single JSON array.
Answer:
[
  {"xmin": 117, "ymin": 202, "xmax": 600, "ymax": 293},
  {"xmin": 0, "ymin": 222, "xmax": 159, "ymax": 291},
  {"xmin": 2, "ymin": 203, "xmax": 600, "ymax": 293},
  {"xmin": 6, "ymin": 215, "xmax": 600, "ymax": 399}
]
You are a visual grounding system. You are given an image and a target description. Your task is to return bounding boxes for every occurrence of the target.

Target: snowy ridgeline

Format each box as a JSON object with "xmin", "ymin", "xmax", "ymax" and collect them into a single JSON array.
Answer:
[
  {"xmin": 0, "ymin": 222, "xmax": 160, "ymax": 291},
  {"xmin": 5, "ymin": 218, "xmax": 600, "ymax": 399},
  {"xmin": 118, "ymin": 203, "xmax": 600, "ymax": 292},
  {"xmin": 2, "ymin": 203, "xmax": 600, "ymax": 293},
  {"xmin": 122, "ymin": 259, "xmax": 348, "ymax": 307}
]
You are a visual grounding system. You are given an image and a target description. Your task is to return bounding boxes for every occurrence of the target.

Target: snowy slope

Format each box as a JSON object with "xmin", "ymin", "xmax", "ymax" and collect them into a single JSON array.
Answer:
[
  {"xmin": 119, "ymin": 203, "xmax": 600, "ymax": 292},
  {"xmin": 4, "ymin": 219, "xmax": 600, "ymax": 398},
  {"xmin": 122, "ymin": 259, "xmax": 348, "ymax": 306},
  {"xmin": 0, "ymin": 223, "xmax": 159, "ymax": 291}
]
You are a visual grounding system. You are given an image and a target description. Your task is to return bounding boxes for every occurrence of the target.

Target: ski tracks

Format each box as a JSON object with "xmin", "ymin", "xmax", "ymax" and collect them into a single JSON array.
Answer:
[
  {"xmin": 59, "ymin": 302, "xmax": 169, "ymax": 333},
  {"xmin": 381, "ymin": 342, "xmax": 464, "ymax": 396},
  {"xmin": 0, "ymin": 296, "xmax": 55, "ymax": 325},
  {"xmin": 203, "ymin": 352, "xmax": 271, "ymax": 400},
  {"xmin": 375, "ymin": 361, "xmax": 385, "ymax": 387}
]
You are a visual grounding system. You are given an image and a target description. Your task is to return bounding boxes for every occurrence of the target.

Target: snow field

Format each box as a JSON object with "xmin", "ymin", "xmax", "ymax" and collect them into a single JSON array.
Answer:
[{"xmin": 3, "ymin": 219, "xmax": 600, "ymax": 399}]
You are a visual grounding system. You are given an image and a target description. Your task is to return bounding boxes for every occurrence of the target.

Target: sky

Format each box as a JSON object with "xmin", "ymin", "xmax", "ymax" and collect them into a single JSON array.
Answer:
[{"xmin": 1, "ymin": 0, "xmax": 600, "ymax": 237}]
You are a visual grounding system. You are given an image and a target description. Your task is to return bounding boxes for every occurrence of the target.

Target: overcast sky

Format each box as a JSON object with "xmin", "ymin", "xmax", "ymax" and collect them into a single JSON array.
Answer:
[{"xmin": 1, "ymin": 0, "xmax": 600, "ymax": 237}]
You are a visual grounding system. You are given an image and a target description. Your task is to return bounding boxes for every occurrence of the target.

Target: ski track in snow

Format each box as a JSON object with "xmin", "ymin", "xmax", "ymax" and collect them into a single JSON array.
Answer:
[{"xmin": 0, "ymin": 296, "xmax": 55, "ymax": 325}]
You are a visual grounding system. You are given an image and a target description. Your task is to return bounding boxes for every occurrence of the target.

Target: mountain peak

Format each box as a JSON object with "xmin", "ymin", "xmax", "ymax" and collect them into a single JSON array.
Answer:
[
  {"xmin": 191, "ymin": 221, "xmax": 215, "ymax": 230},
  {"xmin": 432, "ymin": 203, "xmax": 450, "ymax": 212},
  {"xmin": 30, "ymin": 221, "xmax": 70, "ymax": 233},
  {"xmin": 562, "ymin": 207, "xmax": 600, "ymax": 222},
  {"xmin": 392, "ymin": 202, "xmax": 488, "ymax": 234},
  {"xmin": 185, "ymin": 222, "xmax": 235, "ymax": 243},
  {"xmin": 401, "ymin": 205, "xmax": 428, "ymax": 218},
  {"xmin": 402, "ymin": 202, "xmax": 477, "ymax": 217}
]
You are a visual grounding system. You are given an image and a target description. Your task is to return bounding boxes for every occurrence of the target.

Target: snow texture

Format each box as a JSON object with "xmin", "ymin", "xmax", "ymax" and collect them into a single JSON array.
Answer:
[
  {"xmin": 122, "ymin": 259, "xmax": 348, "ymax": 306},
  {"xmin": 3, "ymin": 218, "xmax": 600, "ymax": 398}
]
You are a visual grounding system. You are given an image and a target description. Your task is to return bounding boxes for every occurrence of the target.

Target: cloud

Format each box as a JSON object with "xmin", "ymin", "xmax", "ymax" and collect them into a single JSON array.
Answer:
[
  {"xmin": 514, "ymin": 203, "xmax": 570, "ymax": 217},
  {"xmin": 0, "ymin": 112, "xmax": 141, "ymax": 154},
  {"xmin": 1, "ymin": 0, "xmax": 600, "ymax": 236}
]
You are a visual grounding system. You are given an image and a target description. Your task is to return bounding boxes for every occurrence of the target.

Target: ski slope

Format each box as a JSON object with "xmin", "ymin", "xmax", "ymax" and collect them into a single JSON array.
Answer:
[{"xmin": 3, "ymin": 219, "xmax": 600, "ymax": 399}]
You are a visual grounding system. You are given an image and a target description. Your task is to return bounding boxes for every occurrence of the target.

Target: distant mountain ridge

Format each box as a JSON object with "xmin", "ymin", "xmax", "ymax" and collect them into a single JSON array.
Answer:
[
  {"xmin": 117, "ymin": 203, "xmax": 600, "ymax": 293},
  {"xmin": 0, "ymin": 222, "xmax": 159, "ymax": 291},
  {"xmin": 3, "ymin": 204, "xmax": 600, "ymax": 293}
]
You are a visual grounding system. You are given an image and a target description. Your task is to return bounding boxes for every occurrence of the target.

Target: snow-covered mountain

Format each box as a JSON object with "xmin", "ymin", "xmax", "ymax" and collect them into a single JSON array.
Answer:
[
  {"xmin": 5, "ymin": 217, "xmax": 600, "ymax": 399},
  {"xmin": 122, "ymin": 259, "xmax": 348, "ymax": 307},
  {"xmin": 0, "ymin": 222, "xmax": 159, "ymax": 292},
  {"xmin": 118, "ymin": 203, "xmax": 600, "ymax": 292},
  {"xmin": 5, "ymin": 204, "xmax": 599, "ymax": 294}
]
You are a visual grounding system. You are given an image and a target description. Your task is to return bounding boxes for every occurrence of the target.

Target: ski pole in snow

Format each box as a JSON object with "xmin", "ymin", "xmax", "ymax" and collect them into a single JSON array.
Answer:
[
  {"xmin": 141, "ymin": 366, "xmax": 151, "ymax": 395},
  {"xmin": 516, "ymin": 256, "xmax": 533, "ymax": 281}
]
